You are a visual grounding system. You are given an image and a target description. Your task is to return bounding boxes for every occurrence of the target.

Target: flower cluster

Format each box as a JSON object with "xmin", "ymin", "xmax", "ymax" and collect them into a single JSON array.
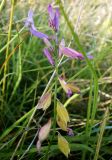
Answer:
[
  {"xmin": 25, "ymin": 5, "xmax": 92, "ymax": 97},
  {"xmin": 25, "ymin": 4, "xmax": 93, "ymax": 157}
]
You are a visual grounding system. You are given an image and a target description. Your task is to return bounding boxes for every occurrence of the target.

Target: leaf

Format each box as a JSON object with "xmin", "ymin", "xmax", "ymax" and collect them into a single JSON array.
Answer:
[
  {"xmin": 57, "ymin": 101, "xmax": 70, "ymax": 123},
  {"xmin": 58, "ymin": 133, "xmax": 70, "ymax": 158},
  {"xmin": 37, "ymin": 91, "xmax": 52, "ymax": 110},
  {"xmin": 57, "ymin": 116, "xmax": 67, "ymax": 131}
]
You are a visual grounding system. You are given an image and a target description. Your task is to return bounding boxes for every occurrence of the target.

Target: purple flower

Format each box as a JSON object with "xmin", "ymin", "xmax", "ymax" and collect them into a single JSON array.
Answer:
[
  {"xmin": 61, "ymin": 47, "xmax": 84, "ymax": 59},
  {"xmin": 67, "ymin": 128, "xmax": 74, "ymax": 136},
  {"xmin": 25, "ymin": 9, "xmax": 48, "ymax": 39},
  {"xmin": 43, "ymin": 38, "xmax": 53, "ymax": 51},
  {"xmin": 43, "ymin": 48, "xmax": 54, "ymax": 66},
  {"xmin": 58, "ymin": 75, "xmax": 81, "ymax": 97},
  {"xmin": 48, "ymin": 4, "xmax": 60, "ymax": 32},
  {"xmin": 59, "ymin": 39, "xmax": 93, "ymax": 60},
  {"xmin": 58, "ymin": 76, "xmax": 72, "ymax": 97}
]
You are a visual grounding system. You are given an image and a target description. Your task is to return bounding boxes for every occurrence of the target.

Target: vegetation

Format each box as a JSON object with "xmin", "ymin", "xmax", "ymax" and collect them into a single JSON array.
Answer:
[{"xmin": 0, "ymin": 0, "xmax": 112, "ymax": 159}]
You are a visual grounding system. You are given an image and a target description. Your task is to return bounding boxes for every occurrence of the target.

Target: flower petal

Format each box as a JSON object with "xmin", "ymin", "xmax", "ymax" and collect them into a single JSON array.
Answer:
[
  {"xmin": 37, "ymin": 91, "xmax": 52, "ymax": 110},
  {"xmin": 38, "ymin": 119, "xmax": 51, "ymax": 142},
  {"xmin": 58, "ymin": 133, "xmax": 70, "ymax": 158},
  {"xmin": 87, "ymin": 54, "xmax": 93, "ymax": 59},
  {"xmin": 43, "ymin": 38, "xmax": 53, "ymax": 51},
  {"xmin": 61, "ymin": 47, "xmax": 84, "ymax": 59},
  {"xmin": 58, "ymin": 76, "xmax": 72, "ymax": 97},
  {"xmin": 28, "ymin": 9, "xmax": 33, "ymax": 18},
  {"xmin": 59, "ymin": 39, "xmax": 65, "ymax": 57},
  {"xmin": 36, "ymin": 140, "xmax": 41, "ymax": 152},
  {"xmin": 48, "ymin": 4, "xmax": 55, "ymax": 20},
  {"xmin": 25, "ymin": 10, "xmax": 49, "ymax": 39},
  {"xmin": 57, "ymin": 100, "xmax": 70, "ymax": 124},
  {"xmin": 54, "ymin": 8, "xmax": 60, "ymax": 31},
  {"xmin": 67, "ymin": 128, "xmax": 74, "ymax": 136},
  {"xmin": 57, "ymin": 116, "xmax": 67, "ymax": 131},
  {"xmin": 43, "ymin": 48, "xmax": 54, "ymax": 66},
  {"xmin": 30, "ymin": 27, "xmax": 49, "ymax": 39},
  {"xmin": 25, "ymin": 9, "xmax": 34, "ymax": 28},
  {"xmin": 48, "ymin": 4, "xmax": 60, "ymax": 32}
]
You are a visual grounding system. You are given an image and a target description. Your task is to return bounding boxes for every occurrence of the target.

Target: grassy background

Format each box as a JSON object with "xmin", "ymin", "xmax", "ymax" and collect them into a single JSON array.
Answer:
[{"xmin": 0, "ymin": 0, "xmax": 112, "ymax": 159}]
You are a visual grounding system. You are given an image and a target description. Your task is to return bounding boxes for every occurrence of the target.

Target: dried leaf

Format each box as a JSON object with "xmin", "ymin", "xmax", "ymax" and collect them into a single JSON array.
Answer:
[
  {"xmin": 38, "ymin": 119, "xmax": 51, "ymax": 142},
  {"xmin": 37, "ymin": 91, "xmax": 52, "ymax": 110},
  {"xmin": 58, "ymin": 133, "xmax": 70, "ymax": 158},
  {"xmin": 57, "ymin": 101, "xmax": 70, "ymax": 124},
  {"xmin": 57, "ymin": 116, "xmax": 67, "ymax": 131}
]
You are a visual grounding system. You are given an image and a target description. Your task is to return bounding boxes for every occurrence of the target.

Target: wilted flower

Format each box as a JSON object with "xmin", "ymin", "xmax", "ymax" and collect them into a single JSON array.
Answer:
[
  {"xmin": 58, "ymin": 76, "xmax": 80, "ymax": 97},
  {"xmin": 59, "ymin": 39, "xmax": 93, "ymax": 60},
  {"xmin": 36, "ymin": 119, "xmax": 52, "ymax": 151},
  {"xmin": 57, "ymin": 115, "xmax": 67, "ymax": 131},
  {"xmin": 67, "ymin": 128, "xmax": 74, "ymax": 136},
  {"xmin": 37, "ymin": 91, "xmax": 52, "ymax": 110},
  {"xmin": 25, "ymin": 9, "xmax": 48, "ymax": 39},
  {"xmin": 58, "ymin": 76, "xmax": 72, "ymax": 97},
  {"xmin": 43, "ymin": 48, "xmax": 54, "ymax": 66},
  {"xmin": 48, "ymin": 4, "xmax": 60, "ymax": 32},
  {"xmin": 58, "ymin": 133, "xmax": 70, "ymax": 158},
  {"xmin": 56, "ymin": 100, "xmax": 70, "ymax": 131}
]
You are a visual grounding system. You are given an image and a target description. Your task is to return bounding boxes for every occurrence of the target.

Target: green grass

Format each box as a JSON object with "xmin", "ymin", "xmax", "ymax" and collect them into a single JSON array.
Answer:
[{"xmin": 0, "ymin": 0, "xmax": 112, "ymax": 160}]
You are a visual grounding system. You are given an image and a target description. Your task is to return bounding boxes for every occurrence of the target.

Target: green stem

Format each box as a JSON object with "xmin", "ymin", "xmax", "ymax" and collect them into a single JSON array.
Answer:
[
  {"xmin": 44, "ymin": 42, "xmax": 59, "ymax": 160},
  {"xmin": 53, "ymin": 57, "xmax": 58, "ymax": 136}
]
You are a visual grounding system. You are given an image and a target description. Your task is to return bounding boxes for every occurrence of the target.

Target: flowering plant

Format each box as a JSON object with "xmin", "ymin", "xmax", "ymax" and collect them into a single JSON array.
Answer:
[{"xmin": 25, "ymin": 3, "xmax": 93, "ymax": 158}]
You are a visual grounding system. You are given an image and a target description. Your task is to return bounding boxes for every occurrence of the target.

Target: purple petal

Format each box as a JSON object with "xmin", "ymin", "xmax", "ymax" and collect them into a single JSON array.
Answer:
[
  {"xmin": 48, "ymin": 4, "xmax": 55, "ymax": 20},
  {"xmin": 43, "ymin": 48, "xmax": 54, "ymax": 66},
  {"xmin": 54, "ymin": 8, "xmax": 60, "ymax": 31},
  {"xmin": 25, "ymin": 10, "xmax": 49, "ymax": 39},
  {"xmin": 28, "ymin": 9, "xmax": 33, "ymax": 18},
  {"xmin": 25, "ymin": 9, "xmax": 34, "ymax": 28},
  {"xmin": 59, "ymin": 76, "xmax": 73, "ymax": 97},
  {"xmin": 59, "ymin": 39, "xmax": 65, "ymax": 57},
  {"xmin": 43, "ymin": 38, "xmax": 53, "ymax": 51},
  {"xmin": 48, "ymin": 4, "xmax": 60, "ymax": 32},
  {"xmin": 67, "ymin": 128, "xmax": 74, "ymax": 136},
  {"xmin": 87, "ymin": 55, "xmax": 93, "ymax": 59},
  {"xmin": 30, "ymin": 27, "xmax": 49, "ymax": 39},
  {"xmin": 61, "ymin": 47, "xmax": 84, "ymax": 59},
  {"xmin": 67, "ymin": 89, "xmax": 73, "ymax": 97}
]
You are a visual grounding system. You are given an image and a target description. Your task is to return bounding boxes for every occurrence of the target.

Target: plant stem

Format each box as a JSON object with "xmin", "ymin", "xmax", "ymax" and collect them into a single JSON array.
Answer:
[{"xmin": 44, "ymin": 43, "xmax": 59, "ymax": 160}]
